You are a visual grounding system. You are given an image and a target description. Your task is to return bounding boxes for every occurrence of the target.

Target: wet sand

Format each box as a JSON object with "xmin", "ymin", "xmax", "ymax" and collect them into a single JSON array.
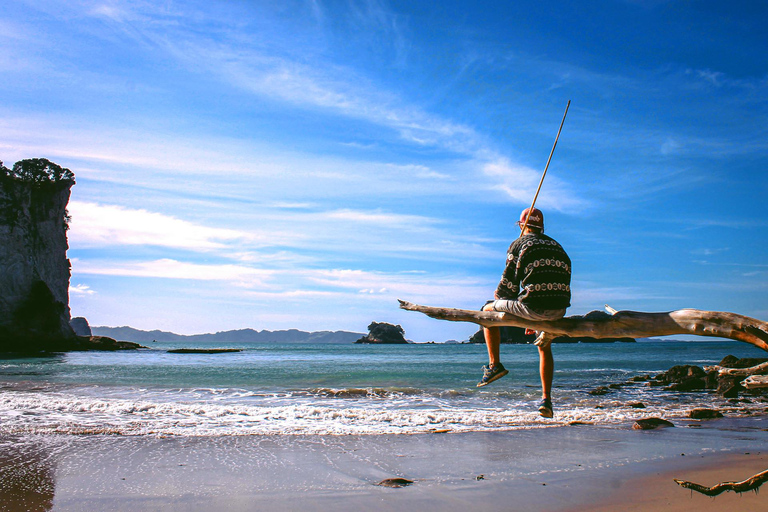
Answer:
[{"xmin": 1, "ymin": 415, "xmax": 766, "ymax": 511}]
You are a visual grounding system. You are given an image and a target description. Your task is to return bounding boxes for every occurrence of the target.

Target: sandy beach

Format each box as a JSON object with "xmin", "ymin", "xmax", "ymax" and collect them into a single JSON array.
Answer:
[{"xmin": 2, "ymin": 415, "xmax": 766, "ymax": 511}]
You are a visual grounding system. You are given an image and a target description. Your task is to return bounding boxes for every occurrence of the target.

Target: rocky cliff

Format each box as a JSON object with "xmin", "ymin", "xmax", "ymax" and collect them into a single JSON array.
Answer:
[{"xmin": 0, "ymin": 159, "xmax": 76, "ymax": 351}]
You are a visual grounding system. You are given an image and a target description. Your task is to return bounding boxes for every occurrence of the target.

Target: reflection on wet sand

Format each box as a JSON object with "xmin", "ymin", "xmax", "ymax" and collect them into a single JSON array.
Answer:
[{"xmin": 0, "ymin": 437, "xmax": 55, "ymax": 512}]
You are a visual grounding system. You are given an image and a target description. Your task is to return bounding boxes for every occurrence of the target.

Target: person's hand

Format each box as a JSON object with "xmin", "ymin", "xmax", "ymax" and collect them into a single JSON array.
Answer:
[{"xmin": 494, "ymin": 291, "xmax": 500, "ymax": 299}]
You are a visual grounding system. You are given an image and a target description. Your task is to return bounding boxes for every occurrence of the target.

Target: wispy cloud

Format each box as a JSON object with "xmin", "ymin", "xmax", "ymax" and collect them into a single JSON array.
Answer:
[
  {"xmin": 74, "ymin": 258, "xmax": 274, "ymax": 285},
  {"xmin": 69, "ymin": 283, "xmax": 95, "ymax": 295},
  {"xmin": 68, "ymin": 201, "xmax": 253, "ymax": 250},
  {"xmin": 74, "ymin": 258, "xmax": 491, "ymax": 306},
  {"xmin": 482, "ymin": 157, "xmax": 588, "ymax": 211},
  {"xmin": 322, "ymin": 208, "xmax": 440, "ymax": 227}
]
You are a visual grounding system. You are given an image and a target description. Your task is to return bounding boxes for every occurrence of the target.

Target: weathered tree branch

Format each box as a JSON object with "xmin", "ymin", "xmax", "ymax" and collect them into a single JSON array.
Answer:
[
  {"xmin": 742, "ymin": 375, "xmax": 768, "ymax": 389},
  {"xmin": 674, "ymin": 469, "xmax": 768, "ymax": 496},
  {"xmin": 703, "ymin": 361, "xmax": 768, "ymax": 376},
  {"xmin": 397, "ymin": 300, "xmax": 768, "ymax": 352}
]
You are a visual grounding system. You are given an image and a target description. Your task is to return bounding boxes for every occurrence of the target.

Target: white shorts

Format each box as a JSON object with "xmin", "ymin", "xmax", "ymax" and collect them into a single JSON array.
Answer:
[{"xmin": 486, "ymin": 300, "xmax": 566, "ymax": 321}]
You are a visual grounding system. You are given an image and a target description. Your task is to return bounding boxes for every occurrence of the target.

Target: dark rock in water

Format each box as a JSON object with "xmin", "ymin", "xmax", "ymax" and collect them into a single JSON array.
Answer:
[
  {"xmin": 656, "ymin": 365, "xmax": 706, "ymax": 384},
  {"xmin": 716, "ymin": 376, "xmax": 743, "ymax": 398},
  {"xmin": 376, "ymin": 478, "xmax": 413, "ymax": 488},
  {"xmin": 356, "ymin": 322, "xmax": 409, "ymax": 344},
  {"xmin": 589, "ymin": 386, "xmax": 610, "ymax": 396},
  {"xmin": 70, "ymin": 317, "xmax": 92, "ymax": 337},
  {"xmin": 704, "ymin": 370, "xmax": 720, "ymax": 389},
  {"xmin": 688, "ymin": 408, "xmax": 724, "ymax": 420},
  {"xmin": 73, "ymin": 335, "xmax": 144, "ymax": 351},
  {"xmin": 468, "ymin": 326, "xmax": 534, "ymax": 344},
  {"xmin": 666, "ymin": 377, "xmax": 706, "ymax": 392},
  {"xmin": 628, "ymin": 402, "xmax": 646, "ymax": 409},
  {"xmin": 718, "ymin": 355, "xmax": 768, "ymax": 369},
  {"xmin": 632, "ymin": 418, "xmax": 674, "ymax": 430},
  {"xmin": 653, "ymin": 365, "xmax": 711, "ymax": 392},
  {"xmin": 168, "ymin": 348, "xmax": 242, "ymax": 354},
  {"xmin": 718, "ymin": 355, "xmax": 740, "ymax": 368}
]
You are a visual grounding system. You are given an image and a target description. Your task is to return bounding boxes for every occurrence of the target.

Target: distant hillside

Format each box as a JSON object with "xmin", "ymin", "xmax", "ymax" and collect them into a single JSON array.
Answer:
[{"xmin": 92, "ymin": 326, "xmax": 364, "ymax": 344}]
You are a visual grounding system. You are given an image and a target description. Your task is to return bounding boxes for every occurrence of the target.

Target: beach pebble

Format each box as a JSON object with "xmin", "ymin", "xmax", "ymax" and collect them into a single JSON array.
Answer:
[
  {"xmin": 632, "ymin": 417, "xmax": 674, "ymax": 430},
  {"xmin": 376, "ymin": 478, "xmax": 414, "ymax": 488},
  {"xmin": 688, "ymin": 408, "xmax": 724, "ymax": 420}
]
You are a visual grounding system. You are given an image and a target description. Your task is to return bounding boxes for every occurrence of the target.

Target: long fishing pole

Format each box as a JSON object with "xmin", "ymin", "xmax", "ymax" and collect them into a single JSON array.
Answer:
[{"xmin": 520, "ymin": 100, "xmax": 571, "ymax": 235}]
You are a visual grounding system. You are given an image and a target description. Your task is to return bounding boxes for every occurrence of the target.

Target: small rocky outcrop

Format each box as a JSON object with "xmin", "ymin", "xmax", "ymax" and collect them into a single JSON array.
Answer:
[
  {"xmin": 0, "ymin": 159, "xmax": 76, "ymax": 352},
  {"xmin": 646, "ymin": 356, "xmax": 768, "ymax": 398},
  {"xmin": 72, "ymin": 335, "xmax": 145, "ymax": 351},
  {"xmin": 632, "ymin": 417, "xmax": 674, "ymax": 430},
  {"xmin": 688, "ymin": 409, "xmax": 724, "ymax": 420},
  {"xmin": 655, "ymin": 365, "xmax": 709, "ymax": 391},
  {"xmin": 70, "ymin": 317, "xmax": 92, "ymax": 336},
  {"xmin": 355, "ymin": 322, "xmax": 409, "ymax": 344},
  {"xmin": 376, "ymin": 478, "xmax": 413, "ymax": 488}
]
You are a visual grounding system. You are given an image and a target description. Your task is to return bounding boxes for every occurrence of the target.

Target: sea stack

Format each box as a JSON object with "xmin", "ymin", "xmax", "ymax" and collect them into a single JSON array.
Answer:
[
  {"xmin": 355, "ymin": 322, "xmax": 409, "ymax": 344},
  {"xmin": 0, "ymin": 159, "xmax": 77, "ymax": 351}
]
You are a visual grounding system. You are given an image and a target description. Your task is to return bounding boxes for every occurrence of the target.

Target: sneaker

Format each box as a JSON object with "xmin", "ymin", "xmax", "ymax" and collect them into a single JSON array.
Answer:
[
  {"xmin": 538, "ymin": 398, "xmax": 554, "ymax": 418},
  {"xmin": 477, "ymin": 363, "xmax": 509, "ymax": 387}
]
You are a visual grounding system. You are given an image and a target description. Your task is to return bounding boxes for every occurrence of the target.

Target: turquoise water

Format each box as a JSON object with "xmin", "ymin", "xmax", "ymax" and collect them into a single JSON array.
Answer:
[{"xmin": 0, "ymin": 340, "xmax": 765, "ymax": 435}]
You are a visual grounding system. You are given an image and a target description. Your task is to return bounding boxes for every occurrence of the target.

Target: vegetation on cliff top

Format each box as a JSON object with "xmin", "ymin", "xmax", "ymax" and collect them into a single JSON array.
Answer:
[
  {"xmin": 0, "ymin": 158, "xmax": 75, "ymax": 184},
  {"xmin": 0, "ymin": 158, "xmax": 75, "ymax": 231}
]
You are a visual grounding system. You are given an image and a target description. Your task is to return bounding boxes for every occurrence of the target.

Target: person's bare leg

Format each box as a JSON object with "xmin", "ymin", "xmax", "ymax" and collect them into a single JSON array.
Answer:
[
  {"xmin": 482, "ymin": 303, "xmax": 500, "ymax": 366},
  {"xmin": 538, "ymin": 345, "xmax": 554, "ymax": 399}
]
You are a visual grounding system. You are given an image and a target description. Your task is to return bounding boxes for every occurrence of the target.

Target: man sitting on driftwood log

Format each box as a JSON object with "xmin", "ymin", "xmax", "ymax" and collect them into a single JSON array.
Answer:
[{"xmin": 478, "ymin": 207, "xmax": 572, "ymax": 419}]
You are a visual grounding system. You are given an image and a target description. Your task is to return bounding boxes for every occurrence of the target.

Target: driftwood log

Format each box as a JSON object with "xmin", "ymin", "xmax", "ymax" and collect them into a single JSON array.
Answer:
[
  {"xmin": 742, "ymin": 375, "xmax": 768, "ymax": 389},
  {"xmin": 704, "ymin": 361, "xmax": 768, "ymax": 376},
  {"xmin": 399, "ymin": 299, "xmax": 768, "ymax": 495},
  {"xmin": 674, "ymin": 469, "xmax": 768, "ymax": 496},
  {"xmin": 397, "ymin": 300, "xmax": 768, "ymax": 352},
  {"xmin": 702, "ymin": 360, "xmax": 768, "ymax": 388}
]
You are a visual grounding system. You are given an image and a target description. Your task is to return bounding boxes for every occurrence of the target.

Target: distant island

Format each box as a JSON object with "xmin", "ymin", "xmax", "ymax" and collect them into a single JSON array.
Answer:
[
  {"xmin": 355, "ymin": 322, "xmax": 410, "ymax": 344},
  {"xmin": 92, "ymin": 325, "xmax": 364, "ymax": 344}
]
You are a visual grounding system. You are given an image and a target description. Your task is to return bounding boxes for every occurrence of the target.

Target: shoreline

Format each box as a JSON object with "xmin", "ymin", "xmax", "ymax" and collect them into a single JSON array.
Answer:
[
  {"xmin": 2, "ymin": 415, "xmax": 767, "ymax": 511},
  {"xmin": 575, "ymin": 451, "xmax": 767, "ymax": 512}
]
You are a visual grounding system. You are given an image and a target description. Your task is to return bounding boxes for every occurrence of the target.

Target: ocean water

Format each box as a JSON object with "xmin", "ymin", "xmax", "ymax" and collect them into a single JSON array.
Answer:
[{"xmin": 0, "ymin": 340, "xmax": 766, "ymax": 436}]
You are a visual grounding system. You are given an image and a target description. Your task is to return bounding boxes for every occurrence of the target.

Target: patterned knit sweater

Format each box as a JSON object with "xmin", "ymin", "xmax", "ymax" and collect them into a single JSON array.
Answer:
[{"xmin": 495, "ymin": 233, "xmax": 571, "ymax": 310}]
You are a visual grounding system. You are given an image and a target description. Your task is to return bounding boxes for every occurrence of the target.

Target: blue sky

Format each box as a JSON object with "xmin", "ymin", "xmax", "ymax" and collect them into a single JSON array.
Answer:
[{"xmin": 1, "ymin": 0, "xmax": 766, "ymax": 341}]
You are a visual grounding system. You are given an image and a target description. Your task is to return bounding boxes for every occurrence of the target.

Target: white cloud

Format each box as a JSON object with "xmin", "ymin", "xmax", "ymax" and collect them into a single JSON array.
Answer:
[
  {"xmin": 73, "ymin": 258, "xmax": 490, "ymax": 306},
  {"xmin": 481, "ymin": 158, "xmax": 587, "ymax": 211},
  {"xmin": 306, "ymin": 268, "xmax": 489, "ymax": 304},
  {"xmin": 695, "ymin": 69, "xmax": 724, "ymax": 87},
  {"xmin": 74, "ymin": 258, "xmax": 274, "ymax": 285},
  {"xmin": 68, "ymin": 201, "xmax": 252, "ymax": 250},
  {"xmin": 69, "ymin": 283, "xmax": 95, "ymax": 295},
  {"xmin": 322, "ymin": 209, "xmax": 440, "ymax": 228},
  {"xmin": 660, "ymin": 138, "xmax": 682, "ymax": 155}
]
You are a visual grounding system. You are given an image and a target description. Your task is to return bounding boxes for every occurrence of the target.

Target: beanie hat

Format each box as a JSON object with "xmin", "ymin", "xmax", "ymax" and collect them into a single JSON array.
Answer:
[{"xmin": 517, "ymin": 207, "xmax": 544, "ymax": 229}]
